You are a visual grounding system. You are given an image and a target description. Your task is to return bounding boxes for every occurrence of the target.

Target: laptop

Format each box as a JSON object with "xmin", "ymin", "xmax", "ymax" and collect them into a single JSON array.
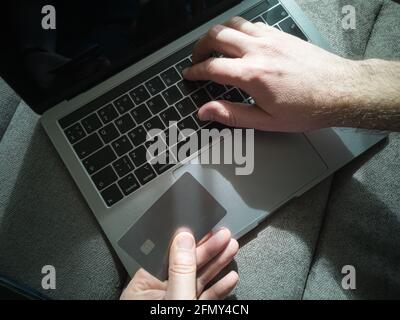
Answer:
[{"xmin": 0, "ymin": 0, "xmax": 385, "ymax": 277}]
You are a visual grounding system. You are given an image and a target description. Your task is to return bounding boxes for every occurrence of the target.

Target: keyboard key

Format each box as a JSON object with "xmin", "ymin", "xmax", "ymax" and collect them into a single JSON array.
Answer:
[
  {"xmin": 162, "ymin": 85, "xmax": 183, "ymax": 105},
  {"xmin": 64, "ymin": 123, "xmax": 86, "ymax": 144},
  {"xmin": 160, "ymin": 107, "xmax": 181, "ymax": 126},
  {"xmin": 279, "ymin": 17, "xmax": 308, "ymax": 41},
  {"xmin": 98, "ymin": 122, "xmax": 119, "ymax": 144},
  {"xmin": 131, "ymin": 104, "xmax": 152, "ymax": 124},
  {"xmin": 101, "ymin": 184, "xmax": 123, "ymax": 207},
  {"xmin": 196, "ymin": 80, "xmax": 210, "ymax": 88},
  {"xmin": 83, "ymin": 145, "xmax": 117, "ymax": 174},
  {"xmin": 191, "ymin": 89, "xmax": 211, "ymax": 108},
  {"xmin": 175, "ymin": 97, "xmax": 197, "ymax": 117},
  {"xmin": 151, "ymin": 151, "xmax": 175, "ymax": 175},
  {"xmin": 267, "ymin": 0, "xmax": 279, "ymax": 6},
  {"xmin": 147, "ymin": 95, "xmax": 168, "ymax": 114},
  {"xmin": 177, "ymin": 80, "xmax": 198, "ymax": 95},
  {"xmin": 98, "ymin": 104, "xmax": 119, "ymax": 124},
  {"xmin": 113, "ymin": 155, "xmax": 135, "ymax": 177},
  {"xmin": 114, "ymin": 94, "xmax": 135, "ymax": 114},
  {"xmin": 144, "ymin": 116, "xmax": 165, "ymax": 133},
  {"xmin": 223, "ymin": 88, "xmax": 245, "ymax": 103},
  {"xmin": 92, "ymin": 165, "xmax": 118, "ymax": 191},
  {"xmin": 73, "ymin": 133, "xmax": 103, "ymax": 159},
  {"xmin": 251, "ymin": 16, "xmax": 265, "ymax": 23},
  {"xmin": 130, "ymin": 85, "xmax": 150, "ymax": 104},
  {"xmin": 134, "ymin": 163, "xmax": 156, "ymax": 186},
  {"xmin": 163, "ymin": 126, "xmax": 183, "ymax": 147},
  {"xmin": 178, "ymin": 116, "xmax": 199, "ymax": 134},
  {"xmin": 176, "ymin": 58, "xmax": 192, "ymax": 74},
  {"xmin": 240, "ymin": 89, "xmax": 251, "ymax": 100},
  {"xmin": 129, "ymin": 145, "xmax": 149, "ymax": 167},
  {"xmin": 206, "ymin": 82, "xmax": 227, "ymax": 99},
  {"xmin": 115, "ymin": 113, "xmax": 135, "ymax": 134},
  {"xmin": 174, "ymin": 135, "xmax": 200, "ymax": 161},
  {"xmin": 145, "ymin": 76, "xmax": 166, "ymax": 95},
  {"xmin": 262, "ymin": 5, "xmax": 288, "ymax": 25},
  {"xmin": 145, "ymin": 134, "xmax": 167, "ymax": 159},
  {"xmin": 160, "ymin": 67, "xmax": 181, "ymax": 86},
  {"xmin": 81, "ymin": 113, "xmax": 102, "ymax": 134},
  {"xmin": 111, "ymin": 135, "xmax": 133, "ymax": 157},
  {"xmin": 118, "ymin": 174, "xmax": 140, "ymax": 196},
  {"xmin": 127, "ymin": 126, "xmax": 147, "ymax": 146}
]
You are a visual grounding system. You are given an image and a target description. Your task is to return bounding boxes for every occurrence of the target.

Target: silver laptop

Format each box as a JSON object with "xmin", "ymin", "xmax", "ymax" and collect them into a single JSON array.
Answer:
[{"xmin": 1, "ymin": 0, "xmax": 385, "ymax": 277}]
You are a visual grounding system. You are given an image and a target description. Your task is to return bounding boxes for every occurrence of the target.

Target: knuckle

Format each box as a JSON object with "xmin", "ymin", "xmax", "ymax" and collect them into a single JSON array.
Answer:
[
  {"xmin": 228, "ymin": 16, "xmax": 243, "ymax": 27},
  {"xmin": 169, "ymin": 261, "xmax": 196, "ymax": 276},
  {"xmin": 224, "ymin": 105, "xmax": 238, "ymax": 127},
  {"xmin": 208, "ymin": 24, "xmax": 224, "ymax": 39},
  {"xmin": 205, "ymin": 58, "xmax": 219, "ymax": 75}
]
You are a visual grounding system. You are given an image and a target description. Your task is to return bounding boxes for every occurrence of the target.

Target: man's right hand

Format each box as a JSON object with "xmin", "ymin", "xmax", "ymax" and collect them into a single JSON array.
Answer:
[{"xmin": 183, "ymin": 17, "xmax": 400, "ymax": 132}]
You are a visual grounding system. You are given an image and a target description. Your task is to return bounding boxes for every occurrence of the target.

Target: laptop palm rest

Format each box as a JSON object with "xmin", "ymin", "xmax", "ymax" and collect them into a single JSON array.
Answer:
[{"xmin": 173, "ymin": 131, "xmax": 328, "ymax": 236}]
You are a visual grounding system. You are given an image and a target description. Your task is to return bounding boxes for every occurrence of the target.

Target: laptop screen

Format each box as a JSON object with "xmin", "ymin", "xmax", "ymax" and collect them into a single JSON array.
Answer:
[{"xmin": 0, "ymin": 0, "xmax": 241, "ymax": 114}]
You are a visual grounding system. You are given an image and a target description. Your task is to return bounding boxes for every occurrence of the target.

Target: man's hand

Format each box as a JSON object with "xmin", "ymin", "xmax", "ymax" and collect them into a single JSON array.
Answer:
[
  {"xmin": 183, "ymin": 17, "xmax": 400, "ymax": 132},
  {"xmin": 120, "ymin": 228, "xmax": 239, "ymax": 300}
]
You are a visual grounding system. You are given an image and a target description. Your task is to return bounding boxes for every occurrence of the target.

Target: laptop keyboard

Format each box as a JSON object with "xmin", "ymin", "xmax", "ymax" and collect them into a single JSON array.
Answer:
[{"xmin": 59, "ymin": 0, "xmax": 308, "ymax": 207}]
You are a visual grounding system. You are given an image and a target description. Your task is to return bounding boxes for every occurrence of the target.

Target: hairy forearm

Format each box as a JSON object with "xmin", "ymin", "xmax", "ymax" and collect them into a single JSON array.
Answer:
[{"xmin": 332, "ymin": 59, "xmax": 400, "ymax": 131}]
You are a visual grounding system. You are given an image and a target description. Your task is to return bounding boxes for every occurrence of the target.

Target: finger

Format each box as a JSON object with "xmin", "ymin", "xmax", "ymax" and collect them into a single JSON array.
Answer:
[
  {"xmin": 199, "ymin": 271, "xmax": 239, "ymax": 300},
  {"xmin": 224, "ymin": 16, "xmax": 266, "ymax": 37},
  {"xmin": 196, "ymin": 228, "xmax": 231, "ymax": 269},
  {"xmin": 197, "ymin": 232, "xmax": 213, "ymax": 246},
  {"xmin": 254, "ymin": 21, "xmax": 275, "ymax": 31},
  {"xmin": 198, "ymin": 100, "xmax": 274, "ymax": 130},
  {"xmin": 197, "ymin": 239, "xmax": 239, "ymax": 294},
  {"xmin": 165, "ymin": 232, "xmax": 197, "ymax": 300},
  {"xmin": 183, "ymin": 57, "xmax": 243, "ymax": 86},
  {"xmin": 192, "ymin": 24, "xmax": 253, "ymax": 63}
]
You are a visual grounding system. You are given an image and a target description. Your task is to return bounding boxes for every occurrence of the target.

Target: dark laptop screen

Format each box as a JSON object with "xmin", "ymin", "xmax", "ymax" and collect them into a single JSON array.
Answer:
[{"xmin": 0, "ymin": 0, "xmax": 241, "ymax": 114}]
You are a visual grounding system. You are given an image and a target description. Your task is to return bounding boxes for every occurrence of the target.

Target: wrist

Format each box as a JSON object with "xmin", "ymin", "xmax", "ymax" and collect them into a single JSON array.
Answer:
[{"xmin": 321, "ymin": 58, "xmax": 389, "ymax": 129}]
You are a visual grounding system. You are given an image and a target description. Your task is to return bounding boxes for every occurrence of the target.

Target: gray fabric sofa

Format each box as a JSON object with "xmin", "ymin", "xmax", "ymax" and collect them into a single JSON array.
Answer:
[{"xmin": 0, "ymin": 0, "xmax": 399, "ymax": 300}]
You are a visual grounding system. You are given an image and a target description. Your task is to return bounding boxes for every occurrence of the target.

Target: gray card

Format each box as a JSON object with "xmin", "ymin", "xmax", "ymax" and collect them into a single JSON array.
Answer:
[{"xmin": 118, "ymin": 172, "xmax": 227, "ymax": 280}]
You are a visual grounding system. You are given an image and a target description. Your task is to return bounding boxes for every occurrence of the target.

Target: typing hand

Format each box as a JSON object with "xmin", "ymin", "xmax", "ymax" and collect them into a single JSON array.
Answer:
[
  {"xmin": 120, "ymin": 229, "xmax": 239, "ymax": 300},
  {"xmin": 184, "ymin": 16, "xmax": 356, "ymax": 132}
]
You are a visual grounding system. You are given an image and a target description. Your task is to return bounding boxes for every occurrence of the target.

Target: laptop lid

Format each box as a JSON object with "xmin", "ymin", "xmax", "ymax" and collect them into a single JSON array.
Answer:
[{"xmin": 0, "ymin": 0, "xmax": 241, "ymax": 114}]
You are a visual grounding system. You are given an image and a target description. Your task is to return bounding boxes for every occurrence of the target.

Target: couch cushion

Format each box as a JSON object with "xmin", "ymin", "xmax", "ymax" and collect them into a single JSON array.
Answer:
[
  {"xmin": 296, "ymin": 0, "xmax": 384, "ymax": 59},
  {"xmin": 303, "ymin": 0, "xmax": 400, "ymax": 299},
  {"xmin": 0, "ymin": 104, "xmax": 127, "ymax": 299},
  {"xmin": 0, "ymin": 79, "xmax": 20, "ymax": 141},
  {"xmin": 232, "ymin": 178, "xmax": 332, "ymax": 299},
  {"xmin": 303, "ymin": 134, "xmax": 400, "ymax": 299}
]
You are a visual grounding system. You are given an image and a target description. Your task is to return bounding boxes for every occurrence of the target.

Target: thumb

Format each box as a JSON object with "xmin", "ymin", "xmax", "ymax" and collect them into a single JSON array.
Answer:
[
  {"xmin": 165, "ymin": 232, "xmax": 197, "ymax": 300},
  {"xmin": 198, "ymin": 100, "xmax": 273, "ymax": 130}
]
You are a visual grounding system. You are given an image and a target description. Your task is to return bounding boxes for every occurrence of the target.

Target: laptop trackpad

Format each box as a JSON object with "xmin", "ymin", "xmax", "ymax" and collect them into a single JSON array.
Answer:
[{"xmin": 118, "ymin": 172, "xmax": 227, "ymax": 280}]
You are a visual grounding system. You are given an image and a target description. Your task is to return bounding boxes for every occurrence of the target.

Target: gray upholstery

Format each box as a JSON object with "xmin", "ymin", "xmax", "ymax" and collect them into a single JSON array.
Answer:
[
  {"xmin": 303, "ymin": 134, "xmax": 400, "ymax": 299},
  {"xmin": 302, "ymin": 0, "xmax": 400, "ymax": 299},
  {"xmin": 0, "ymin": 0, "xmax": 399, "ymax": 299},
  {"xmin": 0, "ymin": 105, "xmax": 126, "ymax": 299},
  {"xmin": 0, "ymin": 79, "xmax": 20, "ymax": 141}
]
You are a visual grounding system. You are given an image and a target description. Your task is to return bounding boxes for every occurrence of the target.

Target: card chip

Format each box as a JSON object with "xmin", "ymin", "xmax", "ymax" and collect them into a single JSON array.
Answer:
[{"xmin": 140, "ymin": 239, "xmax": 155, "ymax": 255}]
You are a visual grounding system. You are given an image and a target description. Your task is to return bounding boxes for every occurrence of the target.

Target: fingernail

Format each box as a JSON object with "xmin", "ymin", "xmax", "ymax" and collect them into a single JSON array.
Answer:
[
  {"xmin": 176, "ymin": 232, "xmax": 194, "ymax": 249},
  {"xmin": 215, "ymin": 228, "xmax": 229, "ymax": 241},
  {"xmin": 198, "ymin": 111, "xmax": 211, "ymax": 122},
  {"xmin": 182, "ymin": 68, "xmax": 188, "ymax": 77}
]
